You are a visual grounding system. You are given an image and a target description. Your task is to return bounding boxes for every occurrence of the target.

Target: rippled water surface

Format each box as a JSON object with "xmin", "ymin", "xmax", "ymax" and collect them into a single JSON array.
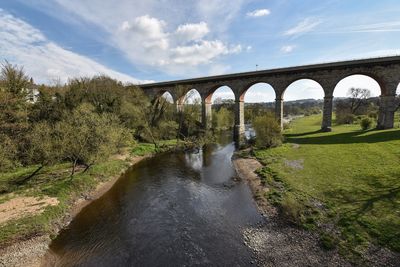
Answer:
[{"xmin": 45, "ymin": 137, "xmax": 263, "ymax": 266}]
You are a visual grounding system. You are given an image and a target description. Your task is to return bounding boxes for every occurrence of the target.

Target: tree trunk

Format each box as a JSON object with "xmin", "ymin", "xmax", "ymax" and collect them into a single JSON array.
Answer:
[
  {"xmin": 82, "ymin": 163, "xmax": 92, "ymax": 173},
  {"xmin": 70, "ymin": 159, "xmax": 78, "ymax": 178},
  {"xmin": 15, "ymin": 165, "xmax": 43, "ymax": 185}
]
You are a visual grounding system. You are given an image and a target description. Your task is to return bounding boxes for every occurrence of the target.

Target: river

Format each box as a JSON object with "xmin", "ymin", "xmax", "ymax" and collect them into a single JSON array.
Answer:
[{"xmin": 44, "ymin": 135, "xmax": 263, "ymax": 266}]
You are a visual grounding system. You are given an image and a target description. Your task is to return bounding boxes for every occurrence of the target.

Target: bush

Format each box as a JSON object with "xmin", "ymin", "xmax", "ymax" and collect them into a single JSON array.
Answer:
[
  {"xmin": 253, "ymin": 113, "xmax": 283, "ymax": 148},
  {"xmin": 360, "ymin": 117, "xmax": 373, "ymax": 130},
  {"xmin": 0, "ymin": 134, "xmax": 18, "ymax": 171},
  {"xmin": 56, "ymin": 103, "xmax": 132, "ymax": 176},
  {"xmin": 336, "ymin": 113, "xmax": 355, "ymax": 125}
]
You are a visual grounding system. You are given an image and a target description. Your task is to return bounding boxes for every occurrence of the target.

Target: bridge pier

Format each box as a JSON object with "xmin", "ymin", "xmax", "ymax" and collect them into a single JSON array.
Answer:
[
  {"xmin": 201, "ymin": 98, "xmax": 212, "ymax": 129},
  {"xmin": 275, "ymin": 98, "xmax": 284, "ymax": 128},
  {"xmin": 377, "ymin": 95, "xmax": 396, "ymax": 129},
  {"xmin": 176, "ymin": 102, "xmax": 184, "ymax": 113},
  {"xmin": 321, "ymin": 96, "xmax": 333, "ymax": 131},
  {"xmin": 234, "ymin": 99, "xmax": 245, "ymax": 147}
]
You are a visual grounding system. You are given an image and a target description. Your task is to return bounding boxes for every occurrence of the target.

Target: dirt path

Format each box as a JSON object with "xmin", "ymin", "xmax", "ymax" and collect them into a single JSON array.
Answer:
[
  {"xmin": 0, "ymin": 196, "xmax": 59, "ymax": 225},
  {"xmin": 233, "ymin": 156, "xmax": 351, "ymax": 267}
]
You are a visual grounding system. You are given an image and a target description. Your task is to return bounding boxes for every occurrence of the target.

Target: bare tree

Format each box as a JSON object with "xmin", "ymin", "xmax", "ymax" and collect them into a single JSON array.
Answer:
[{"xmin": 347, "ymin": 87, "xmax": 371, "ymax": 114}]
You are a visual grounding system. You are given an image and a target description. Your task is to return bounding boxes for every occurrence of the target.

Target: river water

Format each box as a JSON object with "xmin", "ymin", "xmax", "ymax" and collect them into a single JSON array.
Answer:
[{"xmin": 44, "ymin": 135, "xmax": 263, "ymax": 266}]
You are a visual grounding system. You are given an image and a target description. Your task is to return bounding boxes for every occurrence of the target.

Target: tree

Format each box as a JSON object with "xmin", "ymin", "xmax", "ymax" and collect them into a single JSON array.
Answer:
[
  {"xmin": 57, "ymin": 104, "xmax": 131, "ymax": 177},
  {"xmin": 335, "ymin": 88, "xmax": 372, "ymax": 124},
  {"xmin": 0, "ymin": 134, "xmax": 18, "ymax": 171},
  {"xmin": 347, "ymin": 88, "xmax": 371, "ymax": 114},
  {"xmin": 0, "ymin": 61, "xmax": 31, "ymax": 159},
  {"xmin": 253, "ymin": 113, "xmax": 283, "ymax": 148},
  {"xmin": 20, "ymin": 122, "xmax": 63, "ymax": 183},
  {"xmin": 212, "ymin": 107, "xmax": 234, "ymax": 130},
  {"xmin": 0, "ymin": 61, "xmax": 31, "ymax": 96}
]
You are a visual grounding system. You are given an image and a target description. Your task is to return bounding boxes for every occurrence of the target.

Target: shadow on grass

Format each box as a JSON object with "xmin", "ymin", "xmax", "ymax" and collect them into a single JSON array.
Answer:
[
  {"xmin": 285, "ymin": 129, "xmax": 400, "ymax": 145},
  {"xmin": 324, "ymin": 174, "xmax": 400, "ymax": 251}
]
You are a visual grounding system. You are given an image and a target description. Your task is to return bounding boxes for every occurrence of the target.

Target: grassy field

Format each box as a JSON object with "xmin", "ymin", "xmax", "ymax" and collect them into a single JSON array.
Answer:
[
  {"xmin": 0, "ymin": 141, "xmax": 179, "ymax": 248},
  {"xmin": 254, "ymin": 114, "xmax": 400, "ymax": 262}
]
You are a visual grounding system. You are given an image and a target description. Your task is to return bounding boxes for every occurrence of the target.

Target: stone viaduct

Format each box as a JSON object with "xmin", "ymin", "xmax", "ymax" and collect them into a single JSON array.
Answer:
[{"xmin": 139, "ymin": 56, "xmax": 400, "ymax": 144}]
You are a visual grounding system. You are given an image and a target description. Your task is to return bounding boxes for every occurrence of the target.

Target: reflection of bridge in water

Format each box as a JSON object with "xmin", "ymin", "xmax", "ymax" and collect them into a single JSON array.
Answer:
[{"xmin": 140, "ymin": 56, "xmax": 400, "ymax": 144}]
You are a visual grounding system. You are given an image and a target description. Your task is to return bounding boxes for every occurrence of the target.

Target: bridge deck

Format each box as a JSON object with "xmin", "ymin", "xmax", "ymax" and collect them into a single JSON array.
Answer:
[{"xmin": 140, "ymin": 56, "xmax": 400, "ymax": 87}]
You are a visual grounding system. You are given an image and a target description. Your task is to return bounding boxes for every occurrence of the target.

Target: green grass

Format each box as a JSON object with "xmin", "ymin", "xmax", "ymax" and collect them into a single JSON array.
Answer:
[
  {"xmin": 0, "ymin": 159, "xmax": 129, "ymax": 248},
  {"xmin": 254, "ymin": 114, "xmax": 400, "ymax": 262},
  {"xmin": 0, "ymin": 139, "xmax": 183, "ymax": 247},
  {"xmin": 131, "ymin": 139, "xmax": 179, "ymax": 156},
  {"xmin": 0, "ymin": 139, "xmax": 180, "ymax": 248}
]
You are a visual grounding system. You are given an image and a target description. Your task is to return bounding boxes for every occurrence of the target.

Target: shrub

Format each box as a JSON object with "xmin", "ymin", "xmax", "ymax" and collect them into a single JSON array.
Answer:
[
  {"xmin": 336, "ymin": 113, "xmax": 355, "ymax": 125},
  {"xmin": 360, "ymin": 117, "xmax": 373, "ymax": 130},
  {"xmin": 280, "ymin": 194, "xmax": 303, "ymax": 224},
  {"xmin": 0, "ymin": 134, "xmax": 18, "ymax": 171},
  {"xmin": 253, "ymin": 113, "xmax": 283, "ymax": 148}
]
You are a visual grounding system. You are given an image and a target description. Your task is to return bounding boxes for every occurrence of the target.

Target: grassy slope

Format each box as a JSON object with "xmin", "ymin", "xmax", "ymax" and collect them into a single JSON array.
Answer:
[
  {"xmin": 0, "ymin": 141, "xmax": 178, "ymax": 248},
  {"xmin": 254, "ymin": 114, "xmax": 400, "ymax": 261}
]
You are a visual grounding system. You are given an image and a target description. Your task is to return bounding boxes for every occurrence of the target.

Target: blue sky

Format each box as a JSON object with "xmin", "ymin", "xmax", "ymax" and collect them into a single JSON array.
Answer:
[{"xmin": 1, "ymin": 0, "xmax": 400, "ymax": 102}]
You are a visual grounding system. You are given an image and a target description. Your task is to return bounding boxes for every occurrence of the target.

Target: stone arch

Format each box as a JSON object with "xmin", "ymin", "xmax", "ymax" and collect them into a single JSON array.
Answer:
[
  {"xmin": 161, "ymin": 91, "xmax": 174, "ymax": 103},
  {"xmin": 180, "ymin": 88, "xmax": 202, "ymax": 105},
  {"xmin": 280, "ymin": 79, "xmax": 325, "ymax": 124},
  {"xmin": 155, "ymin": 90, "xmax": 175, "ymax": 103},
  {"xmin": 240, "ymin": 82, "xmax": 276, "ymax": 125},
  {"xmin": 333, "ymin": 74, "xmax": 382, "ymax": 98},
  {"xmin": 207, "ymin": 85, "xmax": 235, "ymax": 104},
  {"xmin": 239, "ymin": 81, "xmax": 276, "ymax": 102},
  {"xmin": 281, "ymin": 78, "xmax": 325, "ymax": 100}
]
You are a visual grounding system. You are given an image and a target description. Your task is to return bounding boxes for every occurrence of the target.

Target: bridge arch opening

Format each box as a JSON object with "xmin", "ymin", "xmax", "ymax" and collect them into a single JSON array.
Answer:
[
  {"xmin": 241, "ymin": 82, "xmax": 275, "ymax": 125},
  {"xmin": 333, "ymin": 74, "xmax": 381, "ymax": 98},
  {"xmin": 181, "ymin": 88, "xmax": 202, "ymax": 105},
  {"xmin": 210, "ymin": 86, "xmax": 235, "ymax": 131},
  {"xmin": 282, "ymin": 79, "xmax": 324, "ymax": 125},
  {"xmin": 333, "ymin": 75, "xmax": 381, "ymax": 125},
  {"xmin": 159, "ymin": 91, "xmax": 174, "ymax": 104},
  {"xmin": 180, "ymin": 88, "xmax": 202, "ymax": 122}
]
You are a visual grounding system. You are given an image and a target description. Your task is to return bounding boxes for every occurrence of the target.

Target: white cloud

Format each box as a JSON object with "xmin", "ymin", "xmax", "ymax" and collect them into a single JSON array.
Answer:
[
  {"xmin": 246, "ymin": 9, "xmax": 271, "ymax": 18},
  {"xmin": 0, "ymin": 10, "xmax": 147, "ymax": 84},
  {"xmin": 171, "ymin": 41, "xmax": 241, "ymax": 66},
  {"xmin": 195, "ymin": 0, "xmax": 245, "ymax": 32},
  {"xmin": 280, "ymin": 45, "xmax": 296, "ymax": 53},
  {"xmin": 284, "ymin": 17, "xmax": 321, "ymax": 36},
  {"xmin": 325, "ymin": 21, "xmax": 400, "ymax": 34},
  {"xmin": 113, "ymin": 14, "xmax": 242, "ymax": 74},
  {"xmin": 120, "ymin": 15, "xmax": 169, "ymax": 50},
  {"xmin": 22, "ymin": 0, "xmax": 245, "ymax": 75},
  {"xmin": 175, "ymin": 22, "xmax": 209, "ymax": 41}
]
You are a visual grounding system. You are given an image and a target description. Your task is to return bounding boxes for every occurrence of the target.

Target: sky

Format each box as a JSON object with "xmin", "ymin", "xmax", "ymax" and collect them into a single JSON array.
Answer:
[{"xmin": 1, "ymin": 0, "xmax": 400, "ymax": 103}]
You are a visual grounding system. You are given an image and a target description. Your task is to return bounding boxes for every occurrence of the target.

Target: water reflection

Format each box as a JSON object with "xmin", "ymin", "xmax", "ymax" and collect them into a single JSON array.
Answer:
[{"xmin": 44, "ymin": 136, "xmax": 262, "ymax": 266}]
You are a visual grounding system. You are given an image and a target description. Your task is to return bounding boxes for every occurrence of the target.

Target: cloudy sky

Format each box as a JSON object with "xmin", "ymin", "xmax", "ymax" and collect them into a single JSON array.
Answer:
[{"xmin": 1, "ymin": 0, "xmax": 400, "ymax": 102}]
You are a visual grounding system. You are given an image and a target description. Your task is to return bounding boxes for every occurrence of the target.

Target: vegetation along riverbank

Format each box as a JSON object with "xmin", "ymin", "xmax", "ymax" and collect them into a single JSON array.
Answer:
[
  {"xmin": 235, "ymin": 114, "xmax": 400, "ymax": 266},
  {"xmin": 0, "ymin": 141, "xmax": 184, "ymax": 267},
  {"xmin": 0, "ymin": 61, "xmax": 212, "ymax": 266}
]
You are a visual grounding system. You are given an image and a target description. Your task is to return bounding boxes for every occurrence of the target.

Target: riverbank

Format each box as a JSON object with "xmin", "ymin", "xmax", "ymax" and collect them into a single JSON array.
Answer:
[
  {"xmin": 0, "ymin": 141, "xmax": 178, "ymax": 267},
  {"xmin": 232, "ymin": 154, "xmax": 351, "ymax": 267},
  {"xmin": 234, "ymin": 114, "xmax": 400, "ymax": 266}
]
